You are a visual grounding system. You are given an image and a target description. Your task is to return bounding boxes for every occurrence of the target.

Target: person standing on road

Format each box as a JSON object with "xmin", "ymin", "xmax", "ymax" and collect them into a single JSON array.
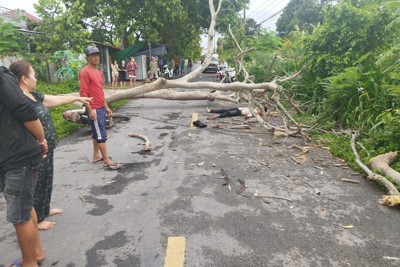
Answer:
[
  {"xmin": 0, "ymin": 66, "xmax": 48, "ymax": 267},
  {"xmin": 127, "ymin": 57, "xmax": 137, "ymax": 87},
  {"xmin": 180, "ymin": 57, "xmax": 185, "ymax": 74},
  {"xmin": 79, "ymin": 45, "xmax": 121, "ymax": 170},
  {"xmin": 10, "ymin": 60, "xmax": 93, "ymax": 231},
  {"xmin": 170, "ymin": 58, "xmax": 176, "ymax": 75},
  {"xmin": 162, "ymin": 57, "xmax": 168, "ymax": 68},
  {"xmin": 149, "ymin": 56, "xmax": 158, "ymax": 80},
  {"xmin": 111, "ymin": 60, "xmax": 119, "ymax": 89},
  {"xmin": 118, "ymin": 59, "xmax": 127, "ymax": 88},
  {"xmin": 187, "ymin": 58, "xmax": 193, "ymax": 73}
]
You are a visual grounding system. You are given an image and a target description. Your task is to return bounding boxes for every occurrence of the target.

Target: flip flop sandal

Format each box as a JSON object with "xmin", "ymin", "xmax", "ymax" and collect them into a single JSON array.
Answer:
[
  {"xmin": 104, "ymin": 162, "xmax": 121, "ymax": 170},
  {"xmin": 92, "ymin": 157, "xmax": 112, "ymax": 163},
  {"xmin": 37, "ymin": 257, "xmax": 45, "ymax": 265},
  {"xmin": 7, "ymin": 258, "xmax": 22, "ymax": 267},
  {"xmin": 7, "ymin": 257, "xmax": 45, "ymax": 267}
]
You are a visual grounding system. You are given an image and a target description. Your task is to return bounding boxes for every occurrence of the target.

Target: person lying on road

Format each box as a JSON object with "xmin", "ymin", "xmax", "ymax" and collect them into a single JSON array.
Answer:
[{"xmin": 206, "ymin": 106, "xmax": 267, "ymax": 120}]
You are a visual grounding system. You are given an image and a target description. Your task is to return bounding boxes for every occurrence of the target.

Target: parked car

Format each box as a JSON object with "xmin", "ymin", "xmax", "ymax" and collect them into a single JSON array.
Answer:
[{"xmin": 203, "ymin": 53, "xmax": 219, "ymax": 73}]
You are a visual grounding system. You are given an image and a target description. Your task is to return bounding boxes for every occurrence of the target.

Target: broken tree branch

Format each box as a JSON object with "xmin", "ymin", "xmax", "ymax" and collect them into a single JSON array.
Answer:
[
  {"xmin": 380, "ymin": 195, "xmax": 400, "ymax": 206},
  {"xmin": 350, "ymin": 132, "xmax": 399, "ymax": 196},
  {"xmin": 128, "ymin": 133, "xmax": 152, "ymax": 151},
  {"xmin": 252, "ymin": 155, "xmax": 269, "ymax": 166},
  {"xmin": 264, "ymin": 54, "xmax": 277, "ymax": 82},
  {"xmin": 228, "ymin": 24, "xmax": 252, "ymax": 83},
  {"xmin": 369, "ymin": 152, "xmax": 400, "ymax": 186},
  {"xmin": 220, "ymin": 168, "xmax": 232, "ymax": 186},
  {"xmin": 233, "ymin": 47, "xmax": 256, "ymax": 61}
]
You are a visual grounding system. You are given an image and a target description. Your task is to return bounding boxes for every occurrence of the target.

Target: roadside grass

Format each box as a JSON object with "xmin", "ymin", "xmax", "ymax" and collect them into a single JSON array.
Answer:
[{"xmin": 292, "ymin": 106, "xmax": 400, "ymax": 192}]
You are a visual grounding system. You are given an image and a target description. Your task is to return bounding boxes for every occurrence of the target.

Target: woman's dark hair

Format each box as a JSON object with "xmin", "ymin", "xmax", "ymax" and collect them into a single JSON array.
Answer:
[{"xmin": 9, "ymin": 60, "xmax": 32, "ymax": 82}]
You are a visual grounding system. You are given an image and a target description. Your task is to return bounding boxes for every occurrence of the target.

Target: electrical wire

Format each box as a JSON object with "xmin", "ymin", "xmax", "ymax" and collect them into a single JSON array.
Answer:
[
  {"xmin": 252, "ymin": 0, "xmax": 283, "ymax": 22},
  {"xmin": 247, "ymin": 0, "xmax": 280, "ymax": 18},
  {"xmin": 249, "ymin": 0, "xmax": 261, "ymax": 6},
  {"xmin": 257, "ymin": 6, "xmax": 287, "ymax": 27},
  {"xmin": 246, "ymin": 0, "xmax": 272, "ymax": 18},
  {"xmin": 245, "ymin": 0, "xmax": 289, "ymax": 29}
]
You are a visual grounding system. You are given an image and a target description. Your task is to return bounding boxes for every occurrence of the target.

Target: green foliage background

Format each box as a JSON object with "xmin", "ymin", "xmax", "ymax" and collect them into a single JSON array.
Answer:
[
  {"xmin": 273, "ymin": 0, "xmax": 400, "ymax": 181},
  {"xmin": 0, "ymin": 22, "xmax": 27, "ymax": 58}
]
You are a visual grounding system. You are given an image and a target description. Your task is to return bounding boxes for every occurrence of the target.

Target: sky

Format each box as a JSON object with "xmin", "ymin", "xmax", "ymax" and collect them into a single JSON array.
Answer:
[
  {"xmin": 201, "ymin": 0, "xmax": 291, "ymax": 53},
  {"xmin": 245, "ymin": 0, "xmax": 290, "ymax": 31}
]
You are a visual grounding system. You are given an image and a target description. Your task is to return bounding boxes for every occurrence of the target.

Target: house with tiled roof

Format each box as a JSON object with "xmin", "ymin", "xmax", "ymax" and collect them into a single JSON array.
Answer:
[
  {"xmin": 0, "ymin": 6, "xmax": 41, "ymax": 29},
  {"xmin": 0, "ymin": 6, "xmax": 42, "ymax": 67},
  {"xmin": 0, "ymin": 7, "xmax": 116, "ymax": 83}
]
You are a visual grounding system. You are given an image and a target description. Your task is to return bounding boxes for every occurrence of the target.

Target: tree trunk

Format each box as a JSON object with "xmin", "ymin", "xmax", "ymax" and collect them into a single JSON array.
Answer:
[{"xmin": 369, "ymin": 152, "xmax": 400, "ymax": 186}]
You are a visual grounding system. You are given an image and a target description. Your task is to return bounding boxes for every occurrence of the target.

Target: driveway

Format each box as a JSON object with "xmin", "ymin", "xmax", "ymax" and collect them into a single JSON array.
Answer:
[{"xmin": 1, "ymin": 75, "xmax": 400, "ymax": 267}]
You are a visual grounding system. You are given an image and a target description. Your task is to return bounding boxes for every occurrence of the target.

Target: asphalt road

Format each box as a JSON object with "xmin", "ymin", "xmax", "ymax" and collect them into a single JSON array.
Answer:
[{"xmin": 1, "ymin": 73, "xmax": 400, "ymax": 267}]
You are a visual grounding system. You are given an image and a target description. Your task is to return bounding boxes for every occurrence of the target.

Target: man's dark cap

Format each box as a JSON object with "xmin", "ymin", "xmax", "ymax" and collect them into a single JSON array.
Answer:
[{"xmin": 85, "ymin": 46, "xmax": 100, "ymax": 56}]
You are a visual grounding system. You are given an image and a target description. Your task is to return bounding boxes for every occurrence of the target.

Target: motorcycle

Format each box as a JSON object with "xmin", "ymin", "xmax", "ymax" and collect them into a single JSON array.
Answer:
[
  {"xmin": 213, "ymin": 67, "xmax": 235, "ymax": 83},
  {"xmin": 162, "ymin": 64, "xmax": 174, "ymax": 79},
  {"xmin": 62, "ymin": 106, "xmax": 130, "ymax": 129}
]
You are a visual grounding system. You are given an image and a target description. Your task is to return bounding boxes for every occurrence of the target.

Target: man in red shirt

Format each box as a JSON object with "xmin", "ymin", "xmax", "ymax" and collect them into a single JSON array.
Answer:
[{"xmin": 79, "ymin": 46, "xmax": 121, "ymax": 170}]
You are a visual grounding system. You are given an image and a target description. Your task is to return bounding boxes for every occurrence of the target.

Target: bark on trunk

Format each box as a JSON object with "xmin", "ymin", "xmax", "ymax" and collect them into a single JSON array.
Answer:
[
  {"xmin": 369, "ymin": 152, "xmax": 400, "ymax": 186},
  {"xmin": 350, "ymin": 133, "xmax": 400, "ymax": 205}
]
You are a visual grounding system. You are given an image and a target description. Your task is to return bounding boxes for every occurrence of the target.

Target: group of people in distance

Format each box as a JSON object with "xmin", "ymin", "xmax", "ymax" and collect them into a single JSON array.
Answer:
[
  {"xmin": 0, "ymin": 45, "xmax": 120, "ymax": 267},
  {"xmin": 111, "ymin": 55, "xmax": 194, "ymax": 85},
  {"xmin": 172, "ymin": 57, "xmax": 193, "ymax": 75},
  {"xmin": 111, "ymin": 56, "xmax": 137, "ymax": 89},
  {"xmin": 148, "ymin": 56, "xmax": 193, "ymax": 81}
]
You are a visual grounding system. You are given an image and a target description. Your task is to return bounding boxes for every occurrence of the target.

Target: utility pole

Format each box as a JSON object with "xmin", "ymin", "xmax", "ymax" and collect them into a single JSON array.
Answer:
[{"xmin": 243, "ymin": 7, "xmax": 247, "ymax": 47}]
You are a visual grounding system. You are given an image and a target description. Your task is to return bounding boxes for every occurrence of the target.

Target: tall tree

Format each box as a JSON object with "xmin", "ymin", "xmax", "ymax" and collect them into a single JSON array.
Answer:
[
  {"xmin": 244, "ymin": 18, "xmax": 262, "ymax": 37},
  {"xmin": 276, "ymin": 0, "xmax": 326, "ymax": 37},
  {"xmin": 33, "ymin": 0, "xmax": 90, "ymax": 54},
  {"xmin": 60, "ymin": 0, "xmax": 248, "ymax": 55},
  {"xmin": 306, "ymin": 2, "xmax": 397, "ymax": 78},
  {"xmin": 0, "ymin": 22, "xmax": 27, "ymax": 59}
]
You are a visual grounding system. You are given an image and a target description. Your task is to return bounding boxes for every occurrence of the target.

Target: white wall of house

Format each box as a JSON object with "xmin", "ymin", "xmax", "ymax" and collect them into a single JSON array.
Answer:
[{"xmin": 0, "ymin": 56, "xmax": 23, "ymax": 68}]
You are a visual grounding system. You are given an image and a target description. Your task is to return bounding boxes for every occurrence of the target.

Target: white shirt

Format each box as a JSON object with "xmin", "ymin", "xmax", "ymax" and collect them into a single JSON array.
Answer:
[
  {"xmin": 239, "ymin": 107, "xmax": 259, "ymax": 118},
  {"xmin": 220, "ymin": 61, "xmax": 228, "ymax": 69}
]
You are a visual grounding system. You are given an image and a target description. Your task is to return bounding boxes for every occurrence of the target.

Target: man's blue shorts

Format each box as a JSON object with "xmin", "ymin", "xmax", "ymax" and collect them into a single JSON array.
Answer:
[
  {"xmin": 89, "ymin": 106, "xmax": 108, "ymax": 143},
  {"xmin": 0, "ymin": 164, "xmax": 39, "ymax": 224}
]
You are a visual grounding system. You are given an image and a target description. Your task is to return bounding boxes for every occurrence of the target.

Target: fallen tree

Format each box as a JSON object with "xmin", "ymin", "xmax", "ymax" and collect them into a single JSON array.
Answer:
[
  {"xmin": 95, "ymin": 0, "xmax": 400, "ymax": 207},
  {"xmin": 350, "ymin": 132, "xmax": 400, "ymax": 206},
  {"xmin": 369, "ymin": 151, "xmax": 400, "ymax": 206},
  {"xmin": 99, "ymin": 0, "xmax": 309, "ymax": 139}
]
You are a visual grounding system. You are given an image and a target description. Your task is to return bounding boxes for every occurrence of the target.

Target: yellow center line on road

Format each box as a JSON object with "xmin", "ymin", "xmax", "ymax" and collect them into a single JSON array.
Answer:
[
  {"xmin": 190, "ymin": 113, "xmax": 199, "ymax": 128},
  {"xmin": 164, "ymin": 236, "xmax": 186, "ymax": 267}
]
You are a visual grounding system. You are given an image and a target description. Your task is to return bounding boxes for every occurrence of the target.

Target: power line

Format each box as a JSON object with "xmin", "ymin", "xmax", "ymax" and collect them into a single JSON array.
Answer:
[
  {"xmin": 252, "ymin": 0, "xmax": 284, "ymax": 22},
  {"xmin": 247, "ymin": 0, "xmax": 281, "ymax": 20},
  {"xmin": 250, "ymin": 0, "xmax": 261, "ymax": 5},
  {"xmin": 256, "ymin": 6, "xmax": 287, "ymax": 27},
  {"xmin": 247, "ymin": 0, "xmax": 276, "ymax": 18}
]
